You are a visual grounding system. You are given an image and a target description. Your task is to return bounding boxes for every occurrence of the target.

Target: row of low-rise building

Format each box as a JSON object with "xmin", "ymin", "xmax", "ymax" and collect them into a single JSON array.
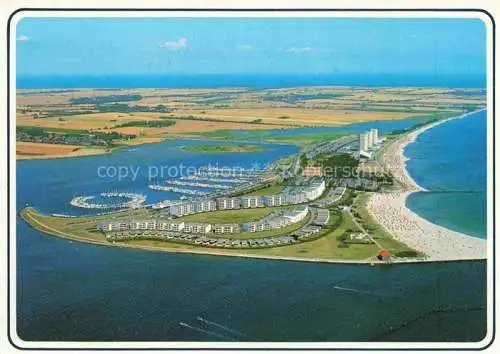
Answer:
[
  {"xmin": 105, "ymin": 207, "xmax": 332, "ymax": 249},
  {"xmin": 213, "ymin": 224, "xmax": 241, "ymax": 234},
  {"xmin": 280, "ymin": 179, "xmax": 326, "ymax": 205},
  {"xmin": 169, "ymin": 199, "xmax": 217, "ymax": 217},
  {"xmin": 332, "ymin": 178, "xmax": 379, "ymax": 191},
  {"xmin": 217, "ymin": 197, "xmax": 241, "ymax": 210},
  {"xmin": 240, "ymin": 196, "xmax": 265, "ymax": 208},
  {"xmin": 313, "ymin": 208, "xmax": 330, "ymax": 226},
  {"xmin": 103, "ymin": 206, "xmax": 309, "ymax": 235},
  {"xmin": 107, "ymin": 229, "xmax": 297, "ymax": 249},
  {"xmin": 242, "ymin": 206, "xmax": 309, "ymax": 233},
  {"xmin": 312, "ymin": 186, "xmax": 346, "ymax": 207},
  {"xmin": 165, "ymin": 179, "xmax": 326, "ymax": 217}
]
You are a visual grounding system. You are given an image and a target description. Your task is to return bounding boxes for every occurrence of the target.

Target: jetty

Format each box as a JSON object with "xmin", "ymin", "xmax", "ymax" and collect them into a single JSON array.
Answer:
[
  {"xmin": 180, "ymin": 175, "xmax": 246, "ymax": 184},
  {"xmin": 148, "ymin": 185, "xmax": 210, "ymax": 196},
  {"xmin": 164, "ymin": 180, "xmax": 233, "ymax": 190}
]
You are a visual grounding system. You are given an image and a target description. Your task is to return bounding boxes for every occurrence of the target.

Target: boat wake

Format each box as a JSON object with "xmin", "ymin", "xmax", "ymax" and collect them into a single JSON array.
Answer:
[
  {"xmin": 179, "ymin": 322, "xmax": 235, "ymax": 341},
  {"xmin": 179, "ymin": 316, "xmax": 257, "ymax": 341},
  {"xmin": 333, "ymin": 285, "xmax": 390, "ymax": 298},
  {"xmin": 196, "ymin": 316, "xmax": 256, "ymax": 340}
]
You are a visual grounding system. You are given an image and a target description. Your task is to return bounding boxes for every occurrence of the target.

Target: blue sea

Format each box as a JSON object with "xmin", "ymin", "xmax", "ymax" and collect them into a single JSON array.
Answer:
[
  {"xmin": 17, "ymin": 73, "xmax": 486, "ymax": 89},
  {"xmin": 405, "ymin": 110, "xmax": 487, "ymax": 238},
  {"xmin": 14, "ymin": 76, "xmax": 488, "ymax": 344}
]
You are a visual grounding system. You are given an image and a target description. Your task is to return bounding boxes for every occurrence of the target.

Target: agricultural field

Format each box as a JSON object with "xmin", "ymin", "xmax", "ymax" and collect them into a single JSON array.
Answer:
[
  {"xmin": 16, "ymin": 142, "xmax": 109, "ymax": 160},
  {"xmin": 16, "ymin": 86, "xmax": 486, "ymax": 159}
]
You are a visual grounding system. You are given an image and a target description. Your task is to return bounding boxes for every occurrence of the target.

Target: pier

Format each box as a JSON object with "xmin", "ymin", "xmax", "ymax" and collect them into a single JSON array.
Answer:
[
  {"xmin": 165, "ymin": 180, "xmax": 233, "ymax": 190},
  {"xmin": 148, "ymin": 185, "xmax": 210, "ymax": 196},
  {"xmin": 181, "ymin": 175, "xmax": 246, "ymax": 184}
]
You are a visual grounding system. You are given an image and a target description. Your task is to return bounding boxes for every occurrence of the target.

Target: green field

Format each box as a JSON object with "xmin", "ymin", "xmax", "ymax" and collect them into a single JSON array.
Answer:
[
  {"xmin": 244, "ymin": 210, "xmax": 380, "ymax": 260},
  {"xmin": 265, "ymin": 131, "xmax": 350, "ymax": 146},
  {"xmin": 181, "ymin": 144, "xmax": 263, "ymax": 153},
  {"xmin": 242, "ymin": 183, "xmax": 286, "ymax": 196},
  {"xmin": 177, "ymin": 207, "xmax": 279, "ymax": 223},
  {"xmin": 195, "ymin": 129, "xmax": 351, "ymax": 147}
]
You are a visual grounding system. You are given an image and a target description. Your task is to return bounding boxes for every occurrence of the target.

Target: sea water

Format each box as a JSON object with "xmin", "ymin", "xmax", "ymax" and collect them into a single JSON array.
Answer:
[{"xmin": 405, "ymin": 110, "xmax": 487, "ymax": 238}]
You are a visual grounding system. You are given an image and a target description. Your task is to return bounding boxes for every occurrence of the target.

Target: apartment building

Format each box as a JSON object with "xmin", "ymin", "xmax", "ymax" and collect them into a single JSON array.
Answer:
[
  {"xmin": 213, "ymin": 224, "xmax": 241, "ymax": 234},
  {"xmin": 184, "ymin": 222, "xmax": 212, "ymax": 234},
  {"xmin": 265, "ymin": 194, "xmax": 284, "ymax": 207},
  {"xmin": 194, "ymin": 199, "xmax": 217, "ymax": 213},
  {"xmin": 157, "ymin": 221, "xmax": 186, "ymax": 232},
  {"xmin": 241, "ymin": 196, "xmax": 265, "ymax": 208},
  {"xmin": 216, "ymin": 197, "xmax": 241, "ymax": 210},
  {"xmin": 169, "ymin": 202, "xmax": 195, "ymax": 217}
]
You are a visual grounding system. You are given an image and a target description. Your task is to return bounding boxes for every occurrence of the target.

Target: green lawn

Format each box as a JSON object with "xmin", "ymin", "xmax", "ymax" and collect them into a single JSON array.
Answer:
[
  {"xmin": 245, "ymin": 210, "xmax": 379, "ymax": 260},
  {"xmin": 242, "ymin": 184, "xmax": 286, "ymax": 196},
  {"xmin": 193, "ymin": 129, "xmax": 351, "ymax": 147},
  {"xmin": 176, "ymin": 207, "xmax": 278, "ymax": 223},
  {"xmin": 265, "ymin": 131, "xmax": 350, "ymax": 147}
]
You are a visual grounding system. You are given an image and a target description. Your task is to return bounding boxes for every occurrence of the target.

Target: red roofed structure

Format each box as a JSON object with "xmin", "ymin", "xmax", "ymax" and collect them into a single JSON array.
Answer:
[
  {"xmin": 377, "ymin": 249, "xmax": 391, "ymax": 262},
  {"xmin": 303, "ymin": 166, "xmax": 323, "ymax": 177}
]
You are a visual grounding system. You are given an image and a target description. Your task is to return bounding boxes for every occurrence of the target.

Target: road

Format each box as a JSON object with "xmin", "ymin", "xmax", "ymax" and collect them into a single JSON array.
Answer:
[{"xmin": 347, "ymin": 196, "xmax": 384, "ymax": 250}]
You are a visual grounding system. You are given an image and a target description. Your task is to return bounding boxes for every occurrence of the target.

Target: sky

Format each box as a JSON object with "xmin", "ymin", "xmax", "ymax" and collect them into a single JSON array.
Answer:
[{"xmin": 15, "ymin": 17, "xmax": 487, "ymax": 76}]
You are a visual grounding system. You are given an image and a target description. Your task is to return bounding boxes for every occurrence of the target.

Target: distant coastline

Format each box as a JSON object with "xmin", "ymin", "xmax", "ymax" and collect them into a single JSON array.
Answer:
[{"xmin": 16, "ymin": 73, "xmax": 487, "ymax": 89}]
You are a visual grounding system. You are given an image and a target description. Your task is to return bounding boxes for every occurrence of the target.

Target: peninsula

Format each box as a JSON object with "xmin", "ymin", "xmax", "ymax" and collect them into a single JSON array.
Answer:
[{"xmin": 21, "ymin": 106, "xmax": 487, "ymax": 264}]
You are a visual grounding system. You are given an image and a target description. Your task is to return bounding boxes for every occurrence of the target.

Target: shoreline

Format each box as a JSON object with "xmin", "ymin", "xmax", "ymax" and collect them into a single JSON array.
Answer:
[
  {"xmin": 15, "ymin": 131, "xmax": 299, "ymax": 162},
  {"xmin": 14, "ymin": 113, "xmax": 431, "ymax": 161},
  {"xmin": 367, "ymin": 109, "xmax": 487, "ymax": 261},
  {"xmin": 21, "ymin": 207, "xmax": 483, "ymax": 266}
]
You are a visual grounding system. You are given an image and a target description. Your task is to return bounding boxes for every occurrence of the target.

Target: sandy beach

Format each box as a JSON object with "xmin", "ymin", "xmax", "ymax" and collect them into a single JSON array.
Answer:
[{"xmin": 367, "ymin": 111, "xmax": 487, "ymax": 261}]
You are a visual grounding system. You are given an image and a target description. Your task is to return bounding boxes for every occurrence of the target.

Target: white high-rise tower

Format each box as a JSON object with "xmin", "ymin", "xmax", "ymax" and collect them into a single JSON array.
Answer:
[
  {"xmin": 373, "ymin": 129, "xmax": 379, "ymax": 145},
  {"xmin": 359, "ymin": 133, "xmax": 369, "ymax": 152}
]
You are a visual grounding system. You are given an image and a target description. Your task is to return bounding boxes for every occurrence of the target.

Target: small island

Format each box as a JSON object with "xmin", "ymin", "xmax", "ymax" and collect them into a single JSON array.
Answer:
[{"xmin": 181, "ymin": 144, "xmax": 263, "ymax": 153}]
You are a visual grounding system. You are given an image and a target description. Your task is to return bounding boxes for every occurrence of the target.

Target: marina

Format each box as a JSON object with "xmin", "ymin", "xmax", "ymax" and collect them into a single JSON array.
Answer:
[
  {"xmin": 164, "ymin": 180, "xmax": 234, "ymax": 190},
  {"xmin": 148, "ymin": 184, "xmax": 210, "ymax": 196},
  {"xmin": 69, "ymin": 192, "xmax": 146, "ymax": 210},
  {"xmin": 180, "ymin": 175, "xmax": 247, "ymax": 184},
  {"xmin": 198, "ymin": 165, "xmax": 265, "ymax": 178}
]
